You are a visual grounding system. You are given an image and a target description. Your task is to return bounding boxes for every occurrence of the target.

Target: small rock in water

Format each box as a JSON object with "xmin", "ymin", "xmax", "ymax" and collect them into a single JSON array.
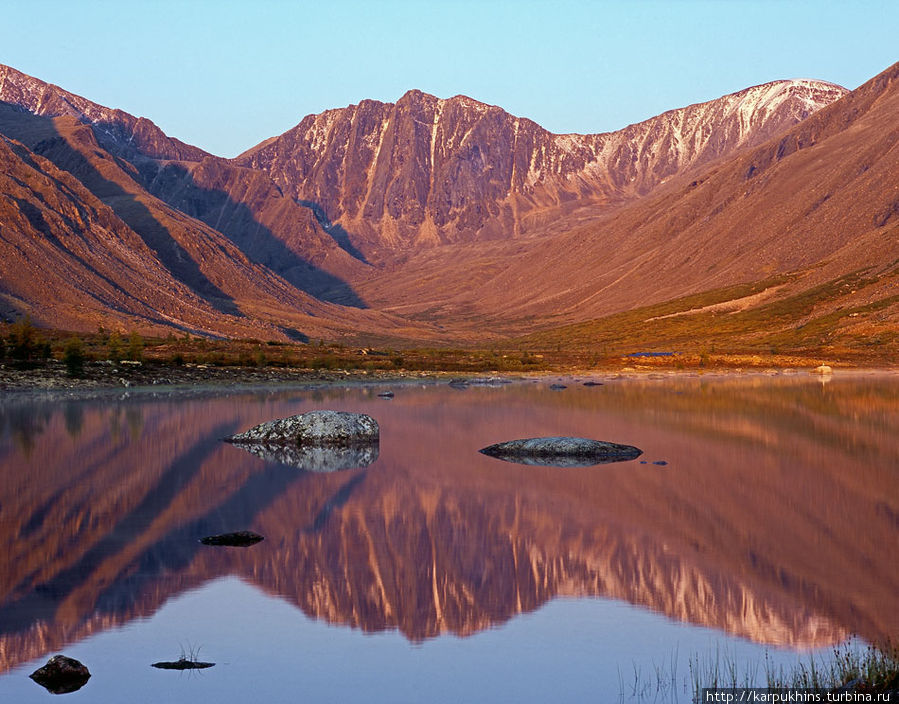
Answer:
[
  {"xmin": 583, "ymin": 381, "xmax": 603, "ymax": 387},
  {"xmin": 200, "ymin": 530, "xmax": 264, "ymax": 547},
  {"xmin": 377, "ymin": 390, "xmax": 395, "ymax": 398},
  {"xmin": 450, "ymin": 376, "xmax": 511, "ymax": 388},
  {"xmin": 29, "ymin": 655, "xmax": 91, "ymax": 694},
  {"xmin": 152, "ymin": 659, "xmax": 215, "ymax": 670},
  {"xmin": 479, "ymin": 437, "xmax": 643, "ymax": 467},
  {"xmin": 813, "ymin": 364, "xmax": 833, "ymax": 375},
  {"xmin": 549, "ymin": 384, "xmax": 567, "ymax": 390},
  {"xmin": 469, "ymin": 377, "xmax": 511, "ymax": 386},
  {"xmin": 652, "ymin": 460, "xmax": 668, "ymax": 466}
]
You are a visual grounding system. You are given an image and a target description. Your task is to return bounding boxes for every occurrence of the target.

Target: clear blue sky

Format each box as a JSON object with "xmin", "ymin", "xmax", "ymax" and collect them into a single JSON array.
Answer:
[{"xmin": 2, "ymin": 0, "xmax": 896, "ymax": 158}]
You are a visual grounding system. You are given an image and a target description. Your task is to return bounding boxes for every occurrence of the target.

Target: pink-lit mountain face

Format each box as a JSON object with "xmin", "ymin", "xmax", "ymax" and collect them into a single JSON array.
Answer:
[{"xmin": 235, "ymin": 81, "xmax": 847, "ymax": 255}]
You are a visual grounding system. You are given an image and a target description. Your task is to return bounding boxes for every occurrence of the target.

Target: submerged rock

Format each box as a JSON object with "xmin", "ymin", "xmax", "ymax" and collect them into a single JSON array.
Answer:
[
  {"xmin": 469, "ymin": 377, "xmax": 512, "ymax": 386},
  {"xmin": 377, "ymin": 391, "xmax": 395, "ymax": 399},
  {"xmin": 449, "ymin": 377, "xmax": 511, "ymax": 389},
  {"xmin": 479, "ymin": 437, "xmax": 643, "ymax": 467},
  {"xmin": 583, "ymin": 381, "xmax": 603, "ymax": 387},
  {"xmin": 152, "ymin": 658, "xmax": 215, "ymax": 670},
  {"xmin": 29, "ymin": 655, "xmax": 91, "ymax": 693},
  {"xmin": 200, "ymin": 530, "xmax": 264, "ymax": 547},
  {"xmin": 549, "ymin": 384, "xmax": 567, "ymax": 390},
  {"xmin": 226, "ymin": 410, "xmax": 379, "ymax": 446},
  {"xmin": 234, "ymin": 442, "xmax": 379, "ymax": 472}
]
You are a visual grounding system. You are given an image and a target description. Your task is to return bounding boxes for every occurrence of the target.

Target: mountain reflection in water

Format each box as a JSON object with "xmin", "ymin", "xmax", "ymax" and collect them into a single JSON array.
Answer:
[{"xmin": 0, "ymin": 375, "xmax": 896, "ymax": 673}]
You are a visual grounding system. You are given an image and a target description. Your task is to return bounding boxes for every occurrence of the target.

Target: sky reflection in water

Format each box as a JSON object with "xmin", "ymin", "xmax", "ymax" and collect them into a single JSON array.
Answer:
[{"xmin": 0, "ymin": 373, "xmax": 896, "ymax": 702}]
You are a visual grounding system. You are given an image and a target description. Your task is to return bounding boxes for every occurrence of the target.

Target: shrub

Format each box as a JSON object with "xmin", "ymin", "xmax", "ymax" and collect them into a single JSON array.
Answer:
[
  {"xmin": 9, "ymin": 316, "xmax": 37, "ymax": 363},
  {"xmin": 63, "ymin": 337, "xmax": 86, "ymax": 377},
  {"xmin": 107, "ymin": 332, "xmax": 122, "ymax": 361},
  {"xmin": 127, "ymin": 332, "xmax": 144, "ymax": 362}
]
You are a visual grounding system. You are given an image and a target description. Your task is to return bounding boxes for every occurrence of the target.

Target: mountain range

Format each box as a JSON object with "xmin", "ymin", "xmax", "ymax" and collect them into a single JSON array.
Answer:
[{"xmin": 0, "ymin": 62, "xmax": 896, "ymax": 351}]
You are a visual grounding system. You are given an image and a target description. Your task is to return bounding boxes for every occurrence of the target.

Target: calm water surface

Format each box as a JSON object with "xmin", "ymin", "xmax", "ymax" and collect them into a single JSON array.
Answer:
[{"xmin": 0, "ymin": 373, "xmax": 896, "ymax": 703}]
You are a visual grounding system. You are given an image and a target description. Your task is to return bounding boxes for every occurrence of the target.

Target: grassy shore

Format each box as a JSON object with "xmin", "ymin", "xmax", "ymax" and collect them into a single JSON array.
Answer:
[
  {"xmin": 4, "ymin": 319, "xmax": 894, "ymax": 392},
  {"xmin": 622, "ymin": 642, "xmax": 899, "ymax": 701},
  {"xmin": 689, "ymin": 641, "xmax": 899, "ymax": 698}
]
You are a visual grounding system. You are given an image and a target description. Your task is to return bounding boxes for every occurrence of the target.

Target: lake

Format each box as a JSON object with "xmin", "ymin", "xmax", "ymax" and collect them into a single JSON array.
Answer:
[{"xmin": 0, "ymin": 372, "xmax": 897, "ymax": 702}]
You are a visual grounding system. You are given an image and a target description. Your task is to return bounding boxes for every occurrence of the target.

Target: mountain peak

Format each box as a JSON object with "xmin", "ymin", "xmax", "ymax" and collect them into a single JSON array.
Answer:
[
  {"xmin": 0, "ymin": 63, "xmax": 209, "ymax": 162},
  {"xmin": 235, "ymin": 74, "xmax": 848, "ymax": 253}
]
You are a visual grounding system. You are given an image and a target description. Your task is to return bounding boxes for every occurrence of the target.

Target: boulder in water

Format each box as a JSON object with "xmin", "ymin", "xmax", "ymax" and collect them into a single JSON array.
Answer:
[
  {"xmin": 479, "ymin": 437, "xmax": 642, "ymax": 467},
  {"xmin": 29, "ymin": 655, "xmax": 91, "ymax": 694},
  {"xmin": 226, "ymin": 410, "xmax": 378, "ymax": 447}
]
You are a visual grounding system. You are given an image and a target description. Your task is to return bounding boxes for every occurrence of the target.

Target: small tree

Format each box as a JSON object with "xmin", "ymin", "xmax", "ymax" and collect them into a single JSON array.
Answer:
[
  {"xmin": 107, "ymin": 331, "xmax": 122, "ymax": 361},
  {"xmin": 127, "ymin": 332, "xmax": 144, "ymax": 362},
  {"xmin": 63, "ymin": 337, "xmax": 86, "ymax": 377},
  {"xmin": 9, "ymin": 316, "xmax": 37, "ymax": 364}
]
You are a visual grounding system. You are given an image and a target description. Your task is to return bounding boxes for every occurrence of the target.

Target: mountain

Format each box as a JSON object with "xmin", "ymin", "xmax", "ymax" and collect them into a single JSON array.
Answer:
[
  {"xmin": 0, "ymin": 64, "xmax": 208, "ymax": 163},
  {"xmin": 4, "ymin": 60, "xmax": 894, "ymax": 353},
  {"xmin": 353, "ymin": 62, "xmax": 899, "ymax": 350},
  {"xmin": 235, "ymin": 81, "xmax": 846, "ymax": 255},
  {"xmin": 0, "ymin": 67, "xmax": 427, "ymax": 339},
  {"xmin": 0, "ymin": 129, "xmax": 245, "ymax": 334}
]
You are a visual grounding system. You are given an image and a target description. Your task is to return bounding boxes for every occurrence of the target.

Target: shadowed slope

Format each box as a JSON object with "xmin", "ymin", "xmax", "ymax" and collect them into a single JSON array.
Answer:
[
  {"xmin": 0, "ymin": 64, "xmax": 375, "ymax": 313},
  {"xmin": 0, "ymin": 128, "xmax": 244, "ymax": 333},
  {"xmin": 0, "ymin": 103, "xmax": 422, "ymax": 339},
  {"xmin": 143, "ymin": 159, "xmax": 370, "ymax": 306}
]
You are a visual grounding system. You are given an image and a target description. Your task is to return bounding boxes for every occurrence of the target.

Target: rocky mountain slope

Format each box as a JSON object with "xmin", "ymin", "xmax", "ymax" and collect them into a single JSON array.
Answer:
[
  {"xmin": 0, "ymin": 101, "xmax": 415, "ymax": 339},
  {"xmin": 235, "ymin": 81, "xmax": 846, "ymax": 255},
  {"xmin": 0, "ymin": 64, "xmax": 375, "ymax": 312},
  {"xmin": 355, "ymin": 62, "xmax": 899, "ymax": 345}
]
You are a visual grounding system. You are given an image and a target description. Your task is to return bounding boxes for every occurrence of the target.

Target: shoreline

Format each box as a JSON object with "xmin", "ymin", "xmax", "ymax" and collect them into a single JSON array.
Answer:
[{"xmin": 2, "ymin": 360, "xmax": 897, "ymax": 398}]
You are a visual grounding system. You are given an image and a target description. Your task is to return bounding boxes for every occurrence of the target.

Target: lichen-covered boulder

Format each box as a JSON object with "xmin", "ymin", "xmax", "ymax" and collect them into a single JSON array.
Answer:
[
  {"xmin": 226, "ymin": 411, "xmax": 379, "ymax": 447},
  {"xmin": 479, "ymin": 437, "xmax": 642, "ymax": 467}
]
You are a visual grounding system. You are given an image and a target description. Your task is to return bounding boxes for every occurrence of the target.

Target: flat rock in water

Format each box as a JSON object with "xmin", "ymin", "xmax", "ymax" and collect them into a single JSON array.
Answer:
[
  {"xmin": 583, "ymin": 381, "xmax": 603, "ymax": 386},
  {"xmin": 449, "ymin": 377, "xmax": 510, "ymax": 388},
  {"xmin": 152, "ymin": 659, "xmax": 215, "ymax": 670},
  {"xmin": 226, "ymin": 410, "xmax": 379, "ymax": 447},
  {"xmin": 479, "ymin": 437, "xmax": 643, "ymax": 467},
  {"xmin": 30, "ymin": 655, "xmax": 91, "ymax": 694},
  {"xmin": 234, "ymin": 442, "xmax": 378, "ymax": 472},
  {"xmin": 200, "ymin": 530, "xmax": 264, "ymax": 547}
]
